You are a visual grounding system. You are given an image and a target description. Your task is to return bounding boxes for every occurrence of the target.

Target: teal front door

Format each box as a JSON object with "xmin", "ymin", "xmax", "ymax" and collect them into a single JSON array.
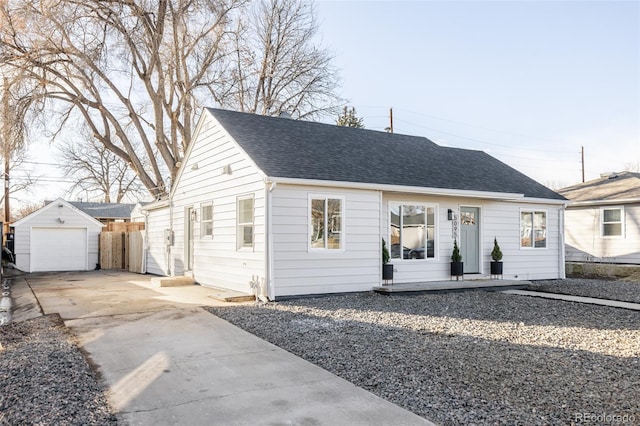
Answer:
[{"xmin": 460, "ymin": 207, "xmax": 480, "ymax": 273}]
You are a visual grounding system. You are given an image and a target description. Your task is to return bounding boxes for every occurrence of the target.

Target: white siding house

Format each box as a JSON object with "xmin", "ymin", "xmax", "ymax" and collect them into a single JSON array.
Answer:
[
  {"xmin": 144, "ymin": 108, "xmax": 567, "ymax": 300},
  {"xmin": 12, "ymin": 198, "xmax": 104, "ymax": 272},
  {"xmin": 559, "ymin": 172, "xmax": 640, "ymax": 264}
]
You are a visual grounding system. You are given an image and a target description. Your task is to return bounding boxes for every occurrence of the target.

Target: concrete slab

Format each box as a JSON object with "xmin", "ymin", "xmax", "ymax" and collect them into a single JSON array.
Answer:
[
  {"xmin": 4, "ymin": 273, "xmax": 43, "ymax": 323},
  {"xmin": 502, "ymin": 289, "xmax": 640, "ymax": 311},
  {"xmin": 25, "ymin": 270, "xmax": 433, "ymax": 425}
]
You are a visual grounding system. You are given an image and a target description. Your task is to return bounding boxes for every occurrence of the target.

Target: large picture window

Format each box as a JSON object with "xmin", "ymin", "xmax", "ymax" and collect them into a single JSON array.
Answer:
[
  {"xmin": 310, "ymin": 196, "xmax": 343, "ymax": 250},
  {"xmin": 520, "ymin": 210, "xmax": 546, "ymax": 248},
  {"xmin": 201, "ymin": 202, "xmax": 213, "ymax": 238},
  {"xmin": 237, "ymin": 196, "xmax": 254, "ymax": 249},
  {"xmin": 601, "ymin": 207, "xmax": 623, "ymax": 237},
  {"xmin": 389, "ymin": 204, "xmax": 435, "ymax": 260}
]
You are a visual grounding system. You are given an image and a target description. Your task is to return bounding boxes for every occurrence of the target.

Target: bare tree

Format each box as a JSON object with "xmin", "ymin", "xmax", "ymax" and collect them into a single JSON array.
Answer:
[
  {"xmin": 12, "ymin": 201, "xmax": 43, "ymax": 222},
  {"xmin": 0, "ymin": 0, "xmax": 244, "ymax": 199},
  {"xmin": 0, "ymin": 0, "xmax": 341, "ymax": 200},
  {"xmin": 1, "ymin": 69, "xmax": 44, "ymax": 221},
  {"xmin": 225, "ymin": 0, "xmax": 341, "ymax": 119},
  {"xmin": 57, "ymin": 126, "xmax": 146, "ymax": 203}
]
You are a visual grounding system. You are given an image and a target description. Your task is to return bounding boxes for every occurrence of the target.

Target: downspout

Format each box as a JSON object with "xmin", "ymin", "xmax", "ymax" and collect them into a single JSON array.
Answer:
[
  {"xmin": 379, "ymin": 190, "xmax": 384, "ymax": 286},
  {"xmin": 168, "ymin": 201, "xmax": 174, "ymax": 277},
  {"xmin": 266, "ymin": 180, "xmax": 276, "ymax": 301},
  {"xmin": 142, "ymin": 210, "xmax": 149, "ymax": 274},
  {"xmin": 559, "ymin": 205, "xmax": 566, "ymax": 279}
]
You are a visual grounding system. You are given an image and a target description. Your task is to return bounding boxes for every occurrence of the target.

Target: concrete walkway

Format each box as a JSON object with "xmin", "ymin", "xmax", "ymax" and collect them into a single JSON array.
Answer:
[
  {"xmin": 8, "ymin": 270, "xmax": 433, "ymax": 426},
  {"xmin": 502, "ymin": 289, "xmax": 640, "ymax": 311}
]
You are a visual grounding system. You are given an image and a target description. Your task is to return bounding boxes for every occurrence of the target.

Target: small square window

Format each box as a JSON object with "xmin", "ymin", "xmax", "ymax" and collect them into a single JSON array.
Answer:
[
  {"xmin": 237, "ymin": 196, "xmax": 254, "ymax": 249},
  {"xmin": 602, "ymin": 207, "xmax": 623, "ymax": 237},
  {"xmin": 201, "ymin": 203, "xmax": 213, "ymax": 238}
]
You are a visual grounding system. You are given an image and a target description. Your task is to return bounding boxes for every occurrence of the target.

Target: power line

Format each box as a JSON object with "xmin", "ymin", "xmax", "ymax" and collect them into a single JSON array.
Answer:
[{"xmin": 393, "ymin": 118, "xmax": 576, "ymax": 154}]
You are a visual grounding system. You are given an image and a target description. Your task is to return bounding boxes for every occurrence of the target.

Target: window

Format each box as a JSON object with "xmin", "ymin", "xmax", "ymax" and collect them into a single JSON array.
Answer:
[
  {"xmin": 520, "ymin": 210, "xmax": 547, "ymax": 248},
  {"xmin": 237, "ymin": 196, "xmax": 254, "ymax": 249},
  {"xmin": 602, "ymin": 207, "xmax": 623, "ymax": 237},
  {"xmin": 201, "ymin": 203, "xmax": 213, "ymax": 238},
  {"xmin": 389, "ymin": 203, "xmax": 435, "ymax": 260},
  {"xmin": 310, "ymin": 196, "xmax": 343, "ymax": 250}
]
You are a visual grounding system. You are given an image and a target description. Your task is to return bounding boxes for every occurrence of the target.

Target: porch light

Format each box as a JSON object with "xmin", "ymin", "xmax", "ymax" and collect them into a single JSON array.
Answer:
[{"xmin": 447, "ymin": 209, "xmax": 454, "ymax": 220}]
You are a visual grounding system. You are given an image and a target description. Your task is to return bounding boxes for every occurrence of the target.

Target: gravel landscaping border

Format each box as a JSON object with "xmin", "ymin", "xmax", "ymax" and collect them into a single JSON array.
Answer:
[
  {"xmin": 206, "ymin": 279, "xmax": 640, "ymax": 425},
  {"xmin": 0, "ymin": 314, "xmax": 117, "ymax": 425}
]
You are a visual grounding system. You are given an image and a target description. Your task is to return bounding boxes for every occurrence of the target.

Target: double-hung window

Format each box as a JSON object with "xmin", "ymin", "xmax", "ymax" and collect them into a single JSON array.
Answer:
[
  {"xmin": 201, "ymin": 202, "xmax": 213, "ymax": 238},
  {"xmin": 237, "ymin": 196, "xmax": 254, "ymax": 249},
  {"xmin": 389, "ymin": 203, "xmax": 436, "ymax": 260},
  {"xmin": 601, "ymin": 207, "xmax": 623, "ymax": 237},
  {"xmin": 310, "ymin": 196, "xmax": 343, "ymax": 250},
  {"xmin": 520, "ymin": 210, "xmax": 547, "ymax": 248}
]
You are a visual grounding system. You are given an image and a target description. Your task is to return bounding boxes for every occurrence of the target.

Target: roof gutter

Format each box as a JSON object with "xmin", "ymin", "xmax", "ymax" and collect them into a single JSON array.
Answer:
[
  {"xmin": 140, "ymin": 199, "xmax": 170, "ymax": 211},
  {"xmin": 265, "ymin": 176, "xmax": 543, "ymax": 202},
  {"xmin": 566, "ymin": 198, "xmax": 640, "ymax": 207}
]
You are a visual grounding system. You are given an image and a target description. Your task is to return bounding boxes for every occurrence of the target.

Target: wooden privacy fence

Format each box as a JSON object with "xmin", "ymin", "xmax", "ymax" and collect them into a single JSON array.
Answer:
[{"xmin": 100, "ymin": 230, "xmax": 145, "ymax": 273}]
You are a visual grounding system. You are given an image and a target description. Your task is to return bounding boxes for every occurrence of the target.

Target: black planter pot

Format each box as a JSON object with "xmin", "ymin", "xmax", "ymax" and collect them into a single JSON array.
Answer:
[
  {"xmin": 383, "ymin": 264, "xmax": 394, "ymax": 281},
  {"xmin": 490, "ymin": 261, "xmax": 503, "ymax": 276},
  {"xmin": 450, "ymin": 261, "xmax": 463, "ymax": 278}
]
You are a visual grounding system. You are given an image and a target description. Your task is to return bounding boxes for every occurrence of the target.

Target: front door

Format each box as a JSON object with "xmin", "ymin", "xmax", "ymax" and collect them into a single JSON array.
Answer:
[
  {"xmin": 186, "ymin": 207, "xmax": 194, "ymax": 272},
  {"xmin": 460, "ymin": 207, "xmax": 480, "ymax": 273}
]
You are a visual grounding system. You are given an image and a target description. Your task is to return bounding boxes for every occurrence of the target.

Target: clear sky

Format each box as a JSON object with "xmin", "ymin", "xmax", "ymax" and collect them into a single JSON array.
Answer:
[
  {"xmin": 315, "ymin": 0, "xmax": 640, "ymax": 188},
  {"xmin": 16, "ymin": 0, "xmax": 640, "ymax": 209}
]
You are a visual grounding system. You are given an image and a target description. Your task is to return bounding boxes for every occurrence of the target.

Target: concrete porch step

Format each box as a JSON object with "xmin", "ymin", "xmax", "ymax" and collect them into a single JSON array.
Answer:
[
  {"xmin": 208, "ymin": 289, "xmax": 256, "ymax": 303},
  {"xmin": 373, "ymin": 279, "xmax": 530, "ymax": 294},
  {"xmin": 150, "ymin": 276, "xmax": 196, "ymax": 288}
]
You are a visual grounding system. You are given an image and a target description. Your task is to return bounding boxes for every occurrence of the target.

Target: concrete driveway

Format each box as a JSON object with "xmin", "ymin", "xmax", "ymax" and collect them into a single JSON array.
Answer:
[{"xmin": 20, "ymin": 270, "xmax": 432, "ymax": 426}]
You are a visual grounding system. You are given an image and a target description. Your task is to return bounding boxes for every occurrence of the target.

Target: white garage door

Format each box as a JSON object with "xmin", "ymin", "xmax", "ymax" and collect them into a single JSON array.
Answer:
[{"xmin": 32, "ymin": 228, "xmax": 88, "ymax": 272}]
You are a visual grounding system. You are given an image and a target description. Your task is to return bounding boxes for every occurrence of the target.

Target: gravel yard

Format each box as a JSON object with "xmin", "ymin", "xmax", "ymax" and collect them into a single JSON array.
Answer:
[
  {"xmin": 529, "ymin": 278, "xmax": 640, "ymax": 304},
  {"xmin": 207, "ymin": 279, "xmax": 640, "ymax": 426},
  {"xmin": 0, "ymin": 314, "xmax": 117, "ymax": 425}
]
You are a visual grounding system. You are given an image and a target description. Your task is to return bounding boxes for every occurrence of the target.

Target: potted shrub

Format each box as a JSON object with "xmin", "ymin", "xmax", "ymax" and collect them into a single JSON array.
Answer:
[
  {"xmin": 382, "ymin": 238, "xmax": 394, "ymax": 282},
  {"xmin": 490, "ymin": 237, "xmax": 503, "ymax": 276},
  {"xmin": 450, "ymin": 240, "xmax": 463, "ymax": 280}
]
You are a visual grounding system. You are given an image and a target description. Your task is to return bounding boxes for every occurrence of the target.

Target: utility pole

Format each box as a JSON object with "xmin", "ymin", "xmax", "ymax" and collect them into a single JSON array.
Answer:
[
  {"xmin": 2, "ymin": 77, "xmax": 9, "ymax": 225},
  {"xmin": 581, "ymin": 146, "xmax": 585, "ymax": 183},
  {"xmin": 389, "ymin": 107, "xmax": 393, "ymax": 133}
]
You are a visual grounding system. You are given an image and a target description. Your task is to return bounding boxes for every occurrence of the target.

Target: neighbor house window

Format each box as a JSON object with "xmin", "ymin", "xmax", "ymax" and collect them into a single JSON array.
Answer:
[
  {"xmin": 389, "ymin": 203, "xmax": 436, "ymax": 260},
  {"xmin": 601, "ymin": 207, "xmax": 623, "ymax": 237},
  {"xmin": 520, "ymin": 210, "xmax": 547, "ymax": 248},
  {"xmin": 201, "ymin": 202, "xmax": 213, "ymax": 238},
  {"xmin": 310, "ymin": 196, "xmax": 343, "ymax": 250},
  {"xmin": 237, "ymin": 196, "xmax": 254, "ymax": 249}
]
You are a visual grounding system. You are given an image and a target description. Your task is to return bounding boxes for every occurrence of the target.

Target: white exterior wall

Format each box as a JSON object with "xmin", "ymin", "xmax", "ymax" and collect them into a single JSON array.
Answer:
[
  {"xmin": 170, "ymin": 113, "xmax": 266, "ymax": 294},
  {"xmin": 382, "ymin": 194, "xmax": 564, "ymax": 283},
  {"xmin": 270, "ymin": 184, "xmax": 380, "ymax": 297},
  {"xmin": 144, "ymin": 205, "xmax": 171, "ymax": 275},
  {"xmin": 565, "ymin": 204, "xmax": 640, "ymax": 264},
  {"xmin": 13, "ymin": 202, "xmax": 102, "ymax": 272}
]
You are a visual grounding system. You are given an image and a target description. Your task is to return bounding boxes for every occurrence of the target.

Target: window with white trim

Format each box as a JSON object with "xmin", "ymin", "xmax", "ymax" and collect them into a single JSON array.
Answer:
[
  {"xmin": 601, "ymin": 207, "xmax": 623, "ymax": 237},
  {"xmin": 237, "ymin": 196, "xmax": 254, "ymax": 249},
  {"xmin": 389, "ymin": 203, "xmax": 436, "ymax": 260},
  {"xmin": 310, "ymin": 196, "xmax": 343, "ymax": 250},
  {"xmin": 201, "ymin": 202, "xmax": 213, "ymax": 238},
  {"xmin": 520, "ymin": 210, "xmax": 547, "ymax": 248}
]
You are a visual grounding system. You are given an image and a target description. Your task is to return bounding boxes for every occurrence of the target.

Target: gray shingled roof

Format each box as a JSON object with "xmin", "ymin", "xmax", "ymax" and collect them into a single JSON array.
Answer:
[
  {"xmin": 68, "ymin": 202, "xmax": 136, "ymax": 219},
  {"xmin": 558, "ymin": 172, "xmax": 640, "ymax": 202},
  {"xmin": 207, "ymin": 108, "xmax": 565, "ymax": 200}
]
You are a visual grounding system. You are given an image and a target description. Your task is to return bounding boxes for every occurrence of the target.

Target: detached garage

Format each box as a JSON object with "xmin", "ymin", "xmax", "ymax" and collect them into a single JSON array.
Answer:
[{"xmin": 12, "ymin": 198, "xmax": 104, "ymax": 272}]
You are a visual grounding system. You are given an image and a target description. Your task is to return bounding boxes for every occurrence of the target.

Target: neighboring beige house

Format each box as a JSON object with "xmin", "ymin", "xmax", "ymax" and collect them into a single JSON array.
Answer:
[
  {"xmin": 558, "ymin": 172, "xmax": 640, "ymax": 264},
  {"xmin": 143, "ymin": 108, "xmax": 567, "ymax": 300}
]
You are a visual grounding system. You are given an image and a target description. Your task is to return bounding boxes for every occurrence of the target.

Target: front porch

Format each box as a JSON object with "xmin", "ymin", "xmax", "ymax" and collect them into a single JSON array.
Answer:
[{"xmin": 373, "ymin": 278, "xmax": 529, "ymax": 295}]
